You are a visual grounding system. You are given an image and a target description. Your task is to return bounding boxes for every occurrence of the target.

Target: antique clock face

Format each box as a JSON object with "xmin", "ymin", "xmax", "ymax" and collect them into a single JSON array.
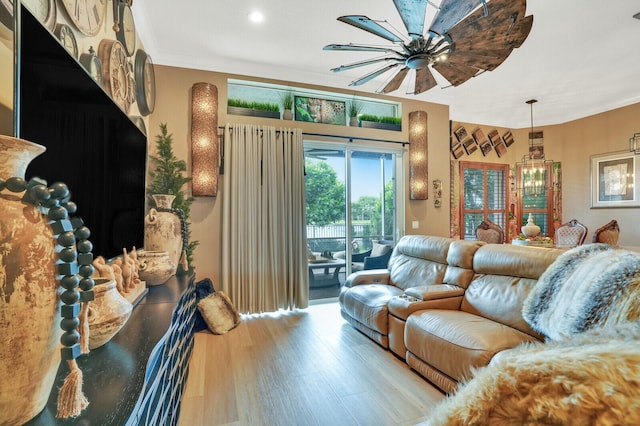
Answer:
[
  {"xmin": 22, "ymin": 0, "xmax": 56, "ymax": 31},
  {"xmin": 115, "ymin": 2, "xmax": 136, "ymax": 56},
  {"xmin": 134, "ymin": 49, "xmax": 156, "ymax": 116},
  {"xmin": 79, "ymin": 46, "xmax": 103, "ymax": 87},
  {"xmin": 54, "ymin": 23, "xmax": 78, "ymax": 59},
  {"xmin": 98, "ymin": 39, "xmax": 130, "ymax": 112},
  {"xmin": 61, "ymin": 0, "xmax": 106, "ymax": 37}
]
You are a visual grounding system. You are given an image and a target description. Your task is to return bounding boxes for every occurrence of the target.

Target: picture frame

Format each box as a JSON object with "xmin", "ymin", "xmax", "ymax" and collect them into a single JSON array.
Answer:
[
  {"xmin": 294, "ymin": 96, "xmax": 346, "ymax": 125},
  {"xmin": 463, "ymin": 138, "xmax": 478, "ymax": 155},
  {"xmin": 451, "ymin": 143, "xmax": 465, "ymax": 159},
  {"xmin": 503, "ymin": 130, "xmax": 515, "ymax": 147},
  {"xmin": 454, "ymin": 126, "xmax": 468, "ymax": 143},
  {"xmin": 529, "ymin": 144, "xmax": 544, "ymax": 159},
  {"xmin": 488, "ymin": 130, "xmax": 501, "ymax": 146},
  {"xmin": 480, "ymin": 140, "xmax": 493, "ymax": 156},
  {"xmin": 590, "ymin": 151, "xmax": 640, "ymax": 208},
  {"xmin": 472, "ymin": 128, "xmax": 488, "ymax": 145},
  {"xmin": 494, "ymin": 141, "xmax": 508, "ymax": 158}
]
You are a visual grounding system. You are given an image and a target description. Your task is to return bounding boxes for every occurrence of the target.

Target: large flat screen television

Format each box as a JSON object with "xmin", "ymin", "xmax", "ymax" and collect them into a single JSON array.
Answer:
[{"xmin": 19, "ymin": 8, "xmax": 147, "ymax": 260}]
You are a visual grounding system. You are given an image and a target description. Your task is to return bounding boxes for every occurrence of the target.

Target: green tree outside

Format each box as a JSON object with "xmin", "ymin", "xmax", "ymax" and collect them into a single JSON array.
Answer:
[{"xmin": 304, "ymin": 159, "xmax": 345, "ymax": 225}]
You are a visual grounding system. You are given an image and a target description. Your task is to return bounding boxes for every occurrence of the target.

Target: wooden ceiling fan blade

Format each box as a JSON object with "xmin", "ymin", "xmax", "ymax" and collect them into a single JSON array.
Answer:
[
  {"xmin": 331, "ymin": 57, "xmax": 403, "ymax": 72},
  {"xmin": 446, "ymin": 50, "xmax": 510, "ymax": 71},
  {"xmin": 429, "ymin": 0, "xmax": 485, "ymax": 35},
  {"xmin": 337, "ymin": 15, "xmax": 403, "ymax": 43},
  {"xmin": 433, "ymin": 62, "xmax": 477, "ymax": 86},
  {"xmin": 323, "ymin": 44, "xmax": 399, "ymax": 53},
  {"xmin": 414, "ymin": 67, "xmax": 437, "ymax": 94},
  {"xmin": 350, "ymin": 64, "xmax": 399, "ymax": 86},
  {"xmin": 447, "ymin": 55, "xmax": 506, "ymax": 72},
  {"xmin": 392, "ymin": 0, "xmax": 428, "ymax": 38},
  {"xmin": 510, "ymin": 14, "xmax": 533, "ymax": 48},
  {"xmin": 447, "ymin": 0, "xmax": 526, "ymax": 39},
  {"xmin": 379, "ymin": 67, "xmax": 409, "ymax": 93}
]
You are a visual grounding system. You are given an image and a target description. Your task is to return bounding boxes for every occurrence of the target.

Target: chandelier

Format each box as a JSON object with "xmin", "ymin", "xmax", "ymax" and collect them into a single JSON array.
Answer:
[{"xmin": 516, "ymin": 99, "xmax": 553, "ymax": 197}]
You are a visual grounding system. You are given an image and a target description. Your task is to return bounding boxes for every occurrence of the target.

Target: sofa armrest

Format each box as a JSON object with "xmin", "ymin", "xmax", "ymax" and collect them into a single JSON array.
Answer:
[
  {"xmin": 388, "ymin": 284, "xmax": 465, "ymax": 320},
  {"xmin": 404, "ymin": 284, "xmax": 465, "ymax": 301},
  {"xmin": 344, "ymin": 269, "xmax": 391, "ymax": 288}
]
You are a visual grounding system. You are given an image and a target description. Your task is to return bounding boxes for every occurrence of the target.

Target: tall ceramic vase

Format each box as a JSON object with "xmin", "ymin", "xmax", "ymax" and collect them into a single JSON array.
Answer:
[
  {"xmin": 144, "ymin": 194, "xmax": 182, "ymax": 276},
  {"xmin": 0, "ymin": 135, "xmax": 61, "ymax": 425}
]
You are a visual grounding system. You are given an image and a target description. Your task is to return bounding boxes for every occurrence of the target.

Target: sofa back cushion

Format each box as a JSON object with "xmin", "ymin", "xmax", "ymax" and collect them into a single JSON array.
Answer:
[
  {"xmin": 444, "ymin": 240, "xmax": 485, "ymax": 289},
  {"xmin": 388, "ymin": 235, "xmax": 452, "ymax": 291},
  {"xmin": 461, "ymin": 245, "xmax": 564, "ymax": 337}
]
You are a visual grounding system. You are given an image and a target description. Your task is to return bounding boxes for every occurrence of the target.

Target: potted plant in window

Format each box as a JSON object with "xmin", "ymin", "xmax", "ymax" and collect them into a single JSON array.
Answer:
[
  {"xmin": 348, "ymin": 99, "xmax": 362, "ymax": 127},
  {"xmin": 227, "ymin": 98, "xmax": 281, "ymax": 119},
  {"xmin": 358, "ymin": 114, "xmax": 402, "ymax": 131},
  {"xmin": 281, "ymin": 91, "xmax": 294, "ymax": 120}
]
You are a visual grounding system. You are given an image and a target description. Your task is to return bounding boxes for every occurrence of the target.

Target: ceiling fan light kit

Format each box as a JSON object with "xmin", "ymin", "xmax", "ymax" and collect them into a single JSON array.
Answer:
[{"xmin": 324, "ymin": 0, "xmax": 533, "ymax": 95}]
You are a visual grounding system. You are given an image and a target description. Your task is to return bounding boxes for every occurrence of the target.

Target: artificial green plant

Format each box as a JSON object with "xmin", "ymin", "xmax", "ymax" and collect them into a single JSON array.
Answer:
[{"xmin": 147, "ymin": 123, "xmax": 199, "ymax": 270}]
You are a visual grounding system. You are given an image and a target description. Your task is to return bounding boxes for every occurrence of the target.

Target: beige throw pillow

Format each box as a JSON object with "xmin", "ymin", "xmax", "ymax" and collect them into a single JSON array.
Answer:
[
  {"xmin": 197, "ymin": 291, "xmax": 241, "ymax": 334},
  {"xmin": 371, "ymin": 242, "xmax": 391, "ymax": 257}
]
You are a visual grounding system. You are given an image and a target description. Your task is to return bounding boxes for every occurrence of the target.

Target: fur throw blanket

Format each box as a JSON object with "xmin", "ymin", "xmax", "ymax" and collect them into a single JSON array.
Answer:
[
  {"xmin": 427, "ymin": 322, "xmax": 640, "ymax": 426},
  {"xmin": 522, "ymin": 244, "xmax": 640, "ymax": 340}
]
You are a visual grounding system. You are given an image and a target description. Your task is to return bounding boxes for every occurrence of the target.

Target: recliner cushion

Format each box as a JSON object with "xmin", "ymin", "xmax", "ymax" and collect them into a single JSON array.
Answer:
[
  {"xmin": 405, "ymin": 310, "xmax": 539, "ymax": 384},
  {"xmin": 339, "ymin": 284, "xmax": 404, "ymax": 334}
]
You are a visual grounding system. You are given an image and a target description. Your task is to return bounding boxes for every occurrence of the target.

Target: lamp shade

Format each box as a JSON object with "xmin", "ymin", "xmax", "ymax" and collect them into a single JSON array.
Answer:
[
  {"xmin": 409, "ymin": 110, "xmax": 428, "ymax": 200},
  {"xmin": 191, "ymin": 82, "xmax": 218, "ymax": 196}
]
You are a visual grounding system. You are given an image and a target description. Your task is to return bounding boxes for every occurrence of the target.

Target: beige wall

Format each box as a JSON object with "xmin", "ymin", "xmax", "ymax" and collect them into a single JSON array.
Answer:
[
  {"xmin": 454, "ymin": 103, "xmax": 640, "ymax": 248},
  {"xmin": 151, "ymin": 65, "xmax": 451, "ymax": 285},
  {"xmin": 152, "ymin": 65, "xmax": 640, "ymax": 284}
]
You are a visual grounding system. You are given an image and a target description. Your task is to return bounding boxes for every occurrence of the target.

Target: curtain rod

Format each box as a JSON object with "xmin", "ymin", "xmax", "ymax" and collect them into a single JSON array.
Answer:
[{"xmin": 217, "ymin": 126, "xmax": 409, "ymax": 146}]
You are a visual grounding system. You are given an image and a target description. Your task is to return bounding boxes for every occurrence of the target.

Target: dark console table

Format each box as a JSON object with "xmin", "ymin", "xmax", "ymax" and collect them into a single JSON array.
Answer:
[{"xmin": 26, "ymin": 273, "xmax": 197, "ymax": 426}]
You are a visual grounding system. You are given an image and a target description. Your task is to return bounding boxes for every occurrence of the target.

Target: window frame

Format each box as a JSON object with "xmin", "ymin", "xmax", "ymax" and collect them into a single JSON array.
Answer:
[{"xmin": 459, "ymin": 161, "xmax": 510, "ymax": 240}]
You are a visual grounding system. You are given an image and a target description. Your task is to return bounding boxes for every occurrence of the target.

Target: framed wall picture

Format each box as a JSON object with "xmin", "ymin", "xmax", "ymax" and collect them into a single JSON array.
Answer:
[
  {"xmin": 463, "ymin": 138, "xmax": 478, "ymax": 155},
  {"xmin": 494, "ymin": 141, "xmax": 508, "ymax": 157},
  {"xmin": 488, "ymin": 129, "xmax": 501, "ymax": 145},
  {"xmin": 503, "ymin": 130, "xmax": 515, "ymax": 147},
  {"xmin": 454, "ymin": 126, "xmax": 468, "ymax": 143},
  {"xmin": 472, "ymin": 128, "xmax": 487, "ymax": 145},
  {"xmin": 529, "ymin": 144, "xmax": 544, "ymax": 159},
  {"xmin": 294, "ymin": 96, "xmax": 346, "ymax": 125},
  {"xmin": 590, "ymin": 151, "xmax": 640, "ymax": 208},
  {"xmin": 451, "ymin": 143, "xmax": 465, "ymax": 159},
  {"xmin": 480, "ymin": 140, "xmax": 493, "ymax": 156}
]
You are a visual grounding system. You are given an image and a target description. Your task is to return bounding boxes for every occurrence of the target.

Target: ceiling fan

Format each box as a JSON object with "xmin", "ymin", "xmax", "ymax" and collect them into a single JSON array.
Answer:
[{"xmin": 324, "ymin": 0, "xmax": 533, "ymax": 95}]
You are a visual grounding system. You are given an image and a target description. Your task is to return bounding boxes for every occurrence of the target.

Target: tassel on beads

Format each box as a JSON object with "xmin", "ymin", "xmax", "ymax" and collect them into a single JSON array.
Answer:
[
  {"xmin": 79, "ymin": 301, "xmax": 91, "ymax": 355},
  {"xmin": 56, "ymin": 359, "xmax": 89, "ymax": 418}
]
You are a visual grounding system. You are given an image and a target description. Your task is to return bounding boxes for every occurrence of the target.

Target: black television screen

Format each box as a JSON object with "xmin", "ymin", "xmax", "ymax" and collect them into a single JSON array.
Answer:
[{"xmin": 19, "ymin": 8, "xmax": 147, "ymax": 260}]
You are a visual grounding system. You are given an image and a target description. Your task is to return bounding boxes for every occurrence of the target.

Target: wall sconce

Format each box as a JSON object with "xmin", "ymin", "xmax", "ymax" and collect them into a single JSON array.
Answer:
[
  {"xmin": 191, "ymin": 82, "xmax": 218, "ymax": 196},
  {"xmin": 630, "ymin": 132, "xmax": 640, "ymax": 154},
  {"xmin": 409, "ymin": 111, "xmax": 428, "ymax": 200}
]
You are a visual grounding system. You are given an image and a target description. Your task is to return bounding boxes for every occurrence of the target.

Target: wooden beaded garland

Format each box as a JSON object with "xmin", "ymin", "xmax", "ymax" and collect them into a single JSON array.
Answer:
[{"xmin": 4, "ymin": 177, "xmax": 96, "ymax": 364}]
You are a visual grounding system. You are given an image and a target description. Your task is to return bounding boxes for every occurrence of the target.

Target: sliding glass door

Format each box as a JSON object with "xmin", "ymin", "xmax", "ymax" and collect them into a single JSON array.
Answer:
[{"xmin": 304, "ymin": 142, "xmax": 403, "ymax": 296}]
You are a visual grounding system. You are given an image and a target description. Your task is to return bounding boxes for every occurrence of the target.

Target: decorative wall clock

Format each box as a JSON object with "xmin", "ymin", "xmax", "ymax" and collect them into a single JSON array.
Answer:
[
  {"xmin": 60, "ymin": 0, "xmax": 106, "ymax": 37},
  {"xmin": 98, "ymin": 39, "xmax": 129, "ymax": 112},
  {"xmin": 79, "ymin": 46, "xmax": 103, "ymax": 87},
  {"xmin": 54, "ymin": 23, "xmax": 78, "ymax": 59},
  {"xmin": 0, "ymin": 0, "xmax": 13, "ymax": 33},
  {"xmin": 125, "ymin": 60, "xmax": 136, "ymax": 109},
  {"xmin": 22, "ymin": 0, "xmax": 56, "ymax": 31},
  {"xmin": 134, "ymin": 49, "xmax": 155, "ymax": 116},
  {"xmin": 114, "ymin": 1, "xmax": 136, "ymax": 56}
]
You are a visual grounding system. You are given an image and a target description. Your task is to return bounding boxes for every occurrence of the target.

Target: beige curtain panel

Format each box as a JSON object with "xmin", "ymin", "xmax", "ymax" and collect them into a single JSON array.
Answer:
[{"xmin": 221, "ymin": 124, "xmax": 309, "ymax": 313}]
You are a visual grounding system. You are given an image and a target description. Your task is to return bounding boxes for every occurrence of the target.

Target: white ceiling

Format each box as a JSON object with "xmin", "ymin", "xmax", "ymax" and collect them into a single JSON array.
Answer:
[{"xmin": 133, "ymin": 0, "xmax": 640, "ymax": 129}]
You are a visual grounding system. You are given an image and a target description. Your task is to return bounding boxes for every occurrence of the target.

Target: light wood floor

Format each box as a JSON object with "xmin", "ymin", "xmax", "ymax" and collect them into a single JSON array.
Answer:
[{"xmin": 178, "ymin": 302, "xmax": 445, "ymax": 426}]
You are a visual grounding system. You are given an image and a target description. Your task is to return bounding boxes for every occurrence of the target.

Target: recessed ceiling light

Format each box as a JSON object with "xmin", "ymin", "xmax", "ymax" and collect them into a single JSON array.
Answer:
[{"xmin": 248, "ymin": 11, "xmax": 264, "ymax": 23}]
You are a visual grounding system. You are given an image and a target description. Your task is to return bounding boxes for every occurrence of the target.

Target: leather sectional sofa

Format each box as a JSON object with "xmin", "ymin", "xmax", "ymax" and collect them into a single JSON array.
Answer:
[{"xmin": 338, "ymin": 234, "xmax": 563, "ymax": 394}]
